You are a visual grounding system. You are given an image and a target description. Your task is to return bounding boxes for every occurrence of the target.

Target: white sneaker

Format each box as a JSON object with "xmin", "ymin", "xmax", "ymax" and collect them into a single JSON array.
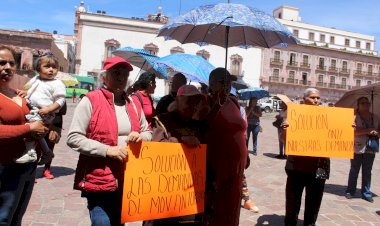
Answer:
[{"xmin": 15, "ymin": 151, "xmax": 37, "ymax": 163}]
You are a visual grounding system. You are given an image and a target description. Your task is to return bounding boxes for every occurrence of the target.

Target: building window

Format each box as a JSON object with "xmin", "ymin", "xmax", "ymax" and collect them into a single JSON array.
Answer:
[
  {"xmin": 229, "ymin": 54, "xmax": 243, "ymax": 76},
  {"xmin": 366, "ymin": 42, "xmax": 371, "ymax": 50},
  {"xmin": 330, "ymin": 36, "xmax": 335, "ymax": 44},
  {"xmin": 302, "ymin": 55, "xmax": 309, "ymax": 65},
  {"xmin": 356, "ymin": 41, "xmax": 361, "ymax": 49},
  {"xmin": 342, "ymin": 61, "xmax": 348, "ymax": 71},
  {"xmin": 293, "ymin": 29, "xmax": 299, "ymax": 37},
  {"xmin": 367, "ymin": 81, "xmax": 372, "ymax": 85},
  {"xmin": 290, "ymin": 53, "xmax": 296, "ymax": 65},
  {"xmin": 318, "ymin": 74, "xmax": 324, "ymax": 82},
  {"xmin": 368, "ymin": 65, "xmax": 373, "ymax": 75},
  {"xmin": 144, "ymin": 43, "xmax": 159, "ymax": 55},
  {"xmin": 104, "ymin": 39, "xmax": 120, "ymax": 59},
  {"xmin": 302, "ymin": 72, "xmax": 308, "ymax": 85},
  {"xmin": 345, "ymin": 39, "xmax": 350, "ymax": 47},
  {"xmin": 318, "ymin": 57, "xmax": 325, "ymax": 69},
  {"xmin": 170, "ymin": 46, "xmax": 184, "ymax": 54},
  {"xmin": 330, "ymin": 76, "xmax": 335, "ymax": 84},
  {"xmin": 309, "ymin": 32, "xmax": 315, "ymax": 41},
  {"xmin": 272, "ymin": 68, "xmax": 280, "ymax": 81},
  {"xmin": 289, "ymin": 71, "xmax": 295, "ymax": 79},
  {"xmin": 320, "ymin": 34, "xmax": 325, "ymax": 43},
  {"xmin": 196, "ymin": 49, "xmax": 210, "ymax": 60},
  {"xmin": 357, "ymin": 63, "xmax": 362, "ymax": 72},
  {"xmin": 331, "ymin": 59, "xmax": 337, "ymax": 69},
  {"xmin": 356, "ymin": 79, "xmax": 361, "ymax": 87},
  {"xmin": 274, "ymin": 51, "xmax": 281, "ymax": 61},
  {"xmin": 342, "ymin": 77, "xmax": 347, "ymax": 86}
]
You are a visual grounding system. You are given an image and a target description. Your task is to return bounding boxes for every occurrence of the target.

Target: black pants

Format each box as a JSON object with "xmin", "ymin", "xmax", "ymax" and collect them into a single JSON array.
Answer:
[{"xmin": 285, "ymin": 170, "xmax": 326, "ymax": 226}]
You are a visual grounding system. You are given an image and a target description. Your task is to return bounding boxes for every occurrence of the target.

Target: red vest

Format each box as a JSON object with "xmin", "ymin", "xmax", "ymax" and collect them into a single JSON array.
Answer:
[{"xmin": 73, "ymin": 88, "xmax": 141, "ymax": 192}]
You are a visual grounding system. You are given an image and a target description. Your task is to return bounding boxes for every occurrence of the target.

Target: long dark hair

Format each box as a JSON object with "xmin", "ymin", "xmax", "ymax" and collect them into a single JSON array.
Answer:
[{"xmin": 133, "ymin": 72, "xmax": 155, "ymax": 91}]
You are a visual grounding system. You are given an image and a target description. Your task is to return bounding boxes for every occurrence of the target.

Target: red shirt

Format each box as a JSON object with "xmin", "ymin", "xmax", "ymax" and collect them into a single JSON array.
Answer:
[
  {"xmin": 0, "ymin": 94, "xmax": 31, "ymax": 164},
  {"xmin": 132, "ymin": 90, "xmax": 156, "ymax": 127}
]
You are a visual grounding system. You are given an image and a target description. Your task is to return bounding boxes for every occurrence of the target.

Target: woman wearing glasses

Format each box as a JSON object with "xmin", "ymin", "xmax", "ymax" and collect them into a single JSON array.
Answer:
[
  {"xmin": 0, "ymin": 45, "xmax": 48, "ymax": 225},
  {"xmin": 67, "ymin": 56, "xmax": 152, "ymax": 225},
  {"xmin": 345, "ymin": 96, "xmax": 379, "ymax": 203}
]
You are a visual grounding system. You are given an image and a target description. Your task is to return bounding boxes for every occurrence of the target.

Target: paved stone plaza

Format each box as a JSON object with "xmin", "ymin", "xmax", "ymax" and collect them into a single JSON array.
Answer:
[{"xmin": 23, "ymin": 102, "xmax": 380, "ymax": 226}]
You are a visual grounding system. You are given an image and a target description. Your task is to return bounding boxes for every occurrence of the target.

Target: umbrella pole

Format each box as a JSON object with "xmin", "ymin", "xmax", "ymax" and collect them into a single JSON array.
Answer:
[{"xmin": 225, "ymin": 26, "xmax": 230, "ymax": 69}]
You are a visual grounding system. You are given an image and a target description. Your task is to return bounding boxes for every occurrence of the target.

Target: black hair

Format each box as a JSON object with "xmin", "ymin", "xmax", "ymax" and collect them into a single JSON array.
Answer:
[
  {"xmin": 33, "ymin": 52, "xmax": 59, "ymax": 72},
  {"xmin": 357, "ymin": 96, "xmax": 369, "ymax": 110},
  {"xmin": 133, "ymin": 72, "xmax": 156, "ymax": 90}
]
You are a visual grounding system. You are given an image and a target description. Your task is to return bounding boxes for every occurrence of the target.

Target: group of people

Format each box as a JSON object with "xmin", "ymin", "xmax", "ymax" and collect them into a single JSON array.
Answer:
[{"xmin": 0, "ymin": 47, "xmax": 379, "ymax": 226}]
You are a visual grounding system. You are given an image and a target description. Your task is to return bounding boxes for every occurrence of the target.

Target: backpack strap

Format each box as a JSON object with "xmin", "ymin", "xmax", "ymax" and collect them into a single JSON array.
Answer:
[{"xmin": 132, "ymin": 92, "xmax": 144, "ymax": 111}]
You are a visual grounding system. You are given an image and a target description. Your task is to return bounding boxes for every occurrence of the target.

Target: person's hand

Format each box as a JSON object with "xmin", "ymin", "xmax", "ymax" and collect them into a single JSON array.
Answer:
[
  {"xmin": 38, "ymin": 107, "xmax": 51, "ymax": 116},
  {"xmin": 16, "ymin": 89, "xmax": 27, "ymax": 98},
  {"xmin": 29, "ymin": 121, "xmax": 48, "ymax": 138},
  {"xmin": 369, "ymin": 130, "xmax": 378, "ymax": 137},
  {"xmin": 106, "ymin": 146, "xmax": 128, "ymax": 162},
  {"xmin": 48, "ymin": 129, "xmax": 61, "ymax": 143},
  {"xmin": 128, "ymin": 131, "xmax": 142, "ymax": 143},
  {"xmin": 181, "ymin": 135, "xmax": 200, "ymax": 146}
]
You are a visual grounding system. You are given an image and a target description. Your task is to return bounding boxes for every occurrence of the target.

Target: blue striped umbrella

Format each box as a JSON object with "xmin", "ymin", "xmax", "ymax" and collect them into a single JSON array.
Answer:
[
  {"xmin": 113, "ymin": 47, "xmax": 169, "ymax": 79},
  {"xmin": 238, "ymin": 87, "xmax": 270, "ymax": 100}
]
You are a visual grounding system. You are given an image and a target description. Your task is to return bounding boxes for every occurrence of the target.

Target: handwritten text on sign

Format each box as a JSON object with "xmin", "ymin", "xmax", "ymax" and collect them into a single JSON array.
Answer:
[
  {"xmin": 121, "ymin": 142, "xmax": 206, "ymax": 223},
  {"xmin": 286, "ymin": 104, "xmax": 354, "ymax": 159}
]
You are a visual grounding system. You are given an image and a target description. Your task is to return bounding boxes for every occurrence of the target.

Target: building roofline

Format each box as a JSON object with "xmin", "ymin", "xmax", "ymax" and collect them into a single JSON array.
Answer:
[{"xmin": 273, "ymin": 5, "xmax": 299, "ymax": 12}]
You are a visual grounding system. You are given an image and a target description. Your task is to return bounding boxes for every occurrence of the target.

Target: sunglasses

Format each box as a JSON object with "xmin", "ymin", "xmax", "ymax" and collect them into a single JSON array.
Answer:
[{"xmin": 0, "ymin": 60, "xmax": 16, "ymax": 67}]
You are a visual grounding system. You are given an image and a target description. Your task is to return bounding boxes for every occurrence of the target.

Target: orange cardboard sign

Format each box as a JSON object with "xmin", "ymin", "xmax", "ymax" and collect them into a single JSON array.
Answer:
[
  {"xmin": 121, "ymin": 141, "xmax": 206, "ymax": 223},
  {"xmin": 286, "ymin": 104, "xmax": 354, "ymax": 159}
]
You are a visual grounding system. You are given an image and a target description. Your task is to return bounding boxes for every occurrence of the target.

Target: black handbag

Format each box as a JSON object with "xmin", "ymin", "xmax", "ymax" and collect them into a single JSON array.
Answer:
[
  {"xmin": 366, "ymin": 136, "xmax": 379, "ymax": 152},
  {"xmin": 272, "ymin": 118, "xmax": 282, "ymax": 128}
]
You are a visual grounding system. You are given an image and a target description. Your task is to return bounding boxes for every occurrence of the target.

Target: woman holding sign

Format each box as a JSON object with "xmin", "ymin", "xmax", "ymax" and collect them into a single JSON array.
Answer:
[
  {"xmin": 67, "ymin": 56, "xmax": 152, "ymax": 226},
  {"xmin": 283, "ymin": 88, "xmax": 330, "ymax": 226},
  {"xmin": 345, "ymin": 96, "xmax": 379, "ymax": 203}
]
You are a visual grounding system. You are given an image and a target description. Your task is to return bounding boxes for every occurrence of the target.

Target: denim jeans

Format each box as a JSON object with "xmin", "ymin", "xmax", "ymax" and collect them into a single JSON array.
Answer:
[
  {"xmin": 0, "ymin": 162, "xmax": 37, "ymax": 226},
  {"xmin": 246, "ymin": 124, "xmax": 260, "ymax": 153},
  {"xmin": 346, "ymin": 153, "xmax": 376, "ymax": 198},
  {"xmin": 86, "ymin": 191, "xmax": 123, "ymax": 226}
]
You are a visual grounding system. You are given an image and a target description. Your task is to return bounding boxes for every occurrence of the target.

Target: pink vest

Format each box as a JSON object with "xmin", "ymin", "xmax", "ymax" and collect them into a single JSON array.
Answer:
[{"xmin": 73, "ymin": 88, "xmax": 140, "ymax": 191}]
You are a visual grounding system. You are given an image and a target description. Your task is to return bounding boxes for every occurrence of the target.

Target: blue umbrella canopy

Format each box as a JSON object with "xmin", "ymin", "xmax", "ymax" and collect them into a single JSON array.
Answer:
[
  {"xmin": 238, "ymin": 87, "xmax": 270, "ymax": 100},
  {"xmin": 156, "ymin": 53, "xmax": 215, "ymax": 85},
  {"xmin": 113, "ymin": 47, "xmax": 169, "ymax": 79},
  {"xmin": 158, "ymin": 3, "xmax": 298, "ymax": 48}
]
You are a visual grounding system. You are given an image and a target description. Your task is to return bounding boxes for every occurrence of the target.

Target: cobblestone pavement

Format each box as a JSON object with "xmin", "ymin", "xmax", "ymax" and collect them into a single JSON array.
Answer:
[{"xmin": 23, "ymin": 103, "xmax": 380, "ymax": 225}]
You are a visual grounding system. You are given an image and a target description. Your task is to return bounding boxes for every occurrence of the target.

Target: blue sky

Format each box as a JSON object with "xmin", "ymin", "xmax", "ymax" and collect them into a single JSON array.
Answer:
[{"xmin": 1, "ymin": 0, "xmax": 380, "ymax": 51}]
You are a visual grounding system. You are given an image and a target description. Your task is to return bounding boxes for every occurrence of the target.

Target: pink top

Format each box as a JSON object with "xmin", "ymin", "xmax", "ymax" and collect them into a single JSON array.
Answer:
[{"xmin": 131, "ymin": 90, "xmax": 156, "ymax": 127}]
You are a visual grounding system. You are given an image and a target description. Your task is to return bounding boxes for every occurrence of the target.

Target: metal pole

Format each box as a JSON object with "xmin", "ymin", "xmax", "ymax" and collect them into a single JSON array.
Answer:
[{"xmin": 225, "ymin": 26, "xmax": 229, "ymax": 69}]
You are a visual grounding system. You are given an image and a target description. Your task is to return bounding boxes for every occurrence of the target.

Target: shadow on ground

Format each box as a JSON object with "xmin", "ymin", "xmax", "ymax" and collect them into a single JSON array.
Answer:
[
  {"xmin": 36, "ymin": 166, "xmax": 75, "ymax": 178},
  {"xmin": 262, "ymin": 153, "xmax": 286, "ymax": 160},
  {"xmin": 255, "ymin": 214, "xmax": 305, "ymax": 225},
  {"xmin": 324, "ymin": 183, "xmax": 378, "ymax": 197}
]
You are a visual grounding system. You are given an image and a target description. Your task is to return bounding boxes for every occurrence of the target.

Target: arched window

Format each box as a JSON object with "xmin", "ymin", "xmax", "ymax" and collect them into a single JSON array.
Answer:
[
  {"xmin": 196, "ymin": 49, "xmax": 210, "ymax": 60},
  {"xmin": 170, "ymin": 46, "xmax": 185, "ymax": 54},
  {"xmin": 229, "ymin": 54, "xmax": 243, "ymax": 76},
  {"xmin": 144, "ymin": 43, "xmax": 159, "ymax": 55},
  {"xmin": 104, "ymin": 39, "xmax": 120, "ymax": 59}
]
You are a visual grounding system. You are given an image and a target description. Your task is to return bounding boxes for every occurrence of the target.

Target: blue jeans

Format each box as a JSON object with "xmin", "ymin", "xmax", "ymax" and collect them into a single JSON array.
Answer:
[
  {"xmin": 246, "ymin": 124, "xmax": 260, "ymax": 153},
  {"xmin": 86, "ymin": 191, "xmax": 123, "ymax": 226},
  {"xmin": 0, "ymin": 162, "xmax": 37, "ymax": 226},
  {"xmin": 346, "ymin": 153, "xmax": 376, "ymax": 198}
]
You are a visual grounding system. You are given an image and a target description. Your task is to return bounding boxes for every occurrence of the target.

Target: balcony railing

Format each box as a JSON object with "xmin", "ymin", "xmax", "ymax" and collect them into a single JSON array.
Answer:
[
  {"xmin": 287, "ymin": 61, "xmax": 298, "ymax": 67},
  {"xmin": 328, "ymin": 66, "xmax": 338, "ymax": 73},
  {"xmin": 316, "ymin": 65, "xmax": 326, "ymax": 71},
  {"xmin": 269, "ymin": 76, "xmax": 280, "ymax": 82},
  {"xmin": 354, "ymin": 70, "xmax": 363, "ymax": 75},
  {"xmin": 299, "ymin": 62, "xmax": 310, "ymax": 69},
  {"xmin": 316, "ymin": 82, "xmax": 327, "ymax": 87},
  {"xmin": 270, "ymin": 58, "xmax": 283, "ymax": 66},
  {"xmin": 299, "ymin": 80, "xmax": 311, "ymax": 86},
  {"xmin": 339, "ymin": 68, "xmax": 350, "ymax": 75},
  {"xmin": 286, "ymin": 78, "xmax": 298, "ymax": 84}
]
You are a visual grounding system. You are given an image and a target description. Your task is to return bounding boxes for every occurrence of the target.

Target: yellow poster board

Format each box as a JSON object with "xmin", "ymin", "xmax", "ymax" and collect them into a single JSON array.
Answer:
[
  {"xmin": 121, "ymin": 141, "xmax": 206, "ymax": 223},
  {"xmin": 286, "ymin": 104, "xmax": 354, "ymax": 159}
]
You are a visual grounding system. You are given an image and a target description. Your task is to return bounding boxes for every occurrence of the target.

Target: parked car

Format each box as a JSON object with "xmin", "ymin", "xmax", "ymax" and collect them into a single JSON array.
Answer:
[{"xmin": 259, "ymin": 97, "xmax": 283, "ymax": 113}]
